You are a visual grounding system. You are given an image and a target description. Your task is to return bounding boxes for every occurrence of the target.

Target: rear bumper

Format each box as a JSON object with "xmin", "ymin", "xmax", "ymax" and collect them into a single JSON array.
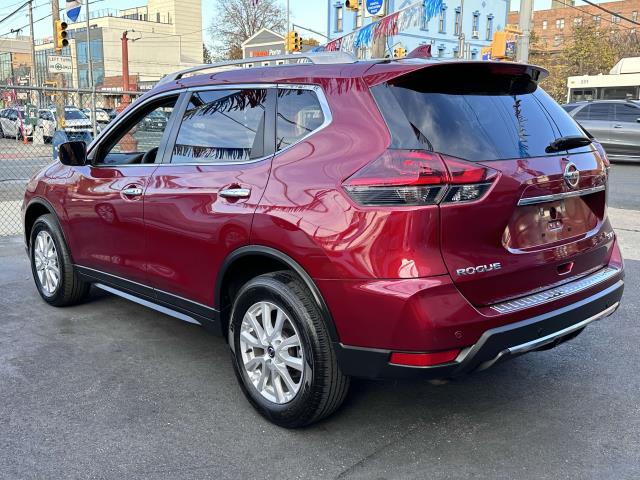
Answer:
[{"xmin": 335, "ymin": 279, "xmax": 624, "ymax": 379}]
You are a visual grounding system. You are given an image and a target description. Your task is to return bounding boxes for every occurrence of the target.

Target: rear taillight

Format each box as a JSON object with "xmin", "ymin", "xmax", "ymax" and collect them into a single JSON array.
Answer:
[
  {"xmin": 592, "ymin": 141, "xmax": 610, "ymax": 168},
  {"xmin": 343, "ymin": 150, "xmax": 497, "ymax": 207}
]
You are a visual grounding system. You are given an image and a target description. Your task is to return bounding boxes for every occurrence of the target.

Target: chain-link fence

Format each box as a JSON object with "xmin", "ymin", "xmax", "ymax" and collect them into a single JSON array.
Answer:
[{"xmin": 0, "ymin": 85, "xmax": 143, "ymax": 236}]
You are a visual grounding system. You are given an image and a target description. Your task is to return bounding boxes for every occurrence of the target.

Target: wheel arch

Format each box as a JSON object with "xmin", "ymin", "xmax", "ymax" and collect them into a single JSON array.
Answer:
[
  {"xmin": 216, "ymin": 245, "xmax": 340, "ymax": 343},
  {"xmin": 24, "ymin": 197, "xmax": 68, "ymax": 251}
]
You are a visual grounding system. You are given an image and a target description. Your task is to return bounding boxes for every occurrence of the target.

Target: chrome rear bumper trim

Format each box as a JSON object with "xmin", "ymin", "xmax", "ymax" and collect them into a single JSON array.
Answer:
[
  {"xmin": 491, "ymin": 266, "xmax": 620, "ymax": 314},
  {"xmin": 517, "ymin": 184, "xmax": 605, "ymax": 206}
]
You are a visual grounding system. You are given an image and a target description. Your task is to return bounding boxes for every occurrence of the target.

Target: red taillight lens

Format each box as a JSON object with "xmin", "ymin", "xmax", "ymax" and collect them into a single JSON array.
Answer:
[
  {"xmin": 390, "ymin": 349, "xmax": 461, "ymax": 367},
  {"xmin": 343, "ymin": 150, "xmax": 448, "ymax": 206},
  {"xmin": 592, "ymin": 141, "xmax": 610, "ymax": 167},
  {"xmin": 343, "ymin": 150, "xmax": 497, "ymax": 206}
]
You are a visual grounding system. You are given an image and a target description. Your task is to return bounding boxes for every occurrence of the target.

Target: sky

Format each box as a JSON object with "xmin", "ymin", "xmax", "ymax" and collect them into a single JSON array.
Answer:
[
  {"xmin": 0, "ymin": 0, "xmax": 328, "ymax": 43},
  {"xmin": 0, "ymin": 0, "xmax": 614, "ymax": 43}
]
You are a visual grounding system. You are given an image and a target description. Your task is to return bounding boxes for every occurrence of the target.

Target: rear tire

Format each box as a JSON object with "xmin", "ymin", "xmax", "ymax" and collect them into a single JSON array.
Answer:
[
  {"xmin": 29, "ymin": 214, "xmax": 90, "ymax": 306},
  {"xmin": 229, "ymin": 271, "xmax": 349, "ymax": 428}
]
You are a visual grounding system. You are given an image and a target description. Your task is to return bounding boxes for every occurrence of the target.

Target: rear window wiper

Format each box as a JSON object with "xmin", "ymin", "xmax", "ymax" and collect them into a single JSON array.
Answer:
[{"xmin": 545, "ymin": 135, "xmax": 592, "ymax": 153}]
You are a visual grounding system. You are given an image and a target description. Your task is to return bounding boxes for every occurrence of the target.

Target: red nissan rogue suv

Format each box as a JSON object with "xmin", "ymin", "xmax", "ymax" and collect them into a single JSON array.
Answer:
[{"xmin": 22, "ymin": 53, "xmax": 624, "ymax": 427}]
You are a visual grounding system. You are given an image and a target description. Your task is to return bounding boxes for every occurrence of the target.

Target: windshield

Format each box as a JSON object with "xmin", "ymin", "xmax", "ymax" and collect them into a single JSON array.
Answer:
[
  {"xmin": 371, "ymin": 69, "xmax": 586, "ymax": 161},
  {"xmin": 64, "ymin": 109, "xmax": 88, "ymax": 120}
]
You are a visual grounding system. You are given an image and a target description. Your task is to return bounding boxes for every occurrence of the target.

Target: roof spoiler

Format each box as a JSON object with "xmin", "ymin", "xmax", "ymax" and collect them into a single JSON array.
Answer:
[{"xmin": 364, "ymin": 60, "xmax": 549, "ymax": 88}]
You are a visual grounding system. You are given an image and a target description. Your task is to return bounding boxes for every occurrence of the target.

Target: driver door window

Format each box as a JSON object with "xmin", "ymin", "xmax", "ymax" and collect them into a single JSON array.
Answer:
[{"xmin": 97, "ymin": 97, "xmax": 177, "ymax": 166}]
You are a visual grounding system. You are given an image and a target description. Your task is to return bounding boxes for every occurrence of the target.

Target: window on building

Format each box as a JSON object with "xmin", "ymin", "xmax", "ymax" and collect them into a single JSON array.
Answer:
[
  {"xmin": 335, "ymin": 5, "xmax": 343, "ymax": 32},
  {"xmin": 594, "ymin": 15, "xmax": 601, "ymax": 25},
  {"xmin": 542, "ymin": 20, "xmax": 548, "ymax": 30},
  {"xmin": 633, "ymin": 11, "xmax": 638, "ymax": 22},
  {"xmin": 612, "ymin": 13, "xmax": 621, "ymax": 24},
  {"xmin": 355, "ymin": 3, "xmax": 363, "ymax": 28},
  {"xmin": 276, "ymin": 89, "xmax": 325, "ymax": 151},
  {"xmin": 439, "ymin": 6, "xmax": 446, "ymax": 33},
  {"xmin": 437, "ymin": 45, "xmax": 445, "ymax": 57},
  {"xmin": 471, "ymin": 50, "xmax": 478, "ymax": 59},
  {"xmin": 472, "ymin": 12, "xmax": 480, "ymax": 36},
  {"xmin": 574, "ymin": 17, "xmax": 582, "ymax": 25},
  {"xmin": 486, "ymin": 15, "xmax": 494, "ymax": 40},
  {"xmin": 553, "ymin": 35, "xmax": 563, "ymax": 46},
  {"xmin": 454, "ymin": 8, "xmax": 461, "ymax": 35},
  {"xmin": 171, "ymin": 89, "xmax": 268, "ymax": 164},
  {"xmin": 421, "ymin": 4, "xmax": 429, "ymax": 30},
  {"xmin": 556, "ymin": 18, "xmax": 564, "ymax": 29}
]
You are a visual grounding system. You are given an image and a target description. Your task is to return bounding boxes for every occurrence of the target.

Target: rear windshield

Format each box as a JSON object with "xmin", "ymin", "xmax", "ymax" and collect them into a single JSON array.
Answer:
[
  {"xmin": 371, "ymin": 67, "xmax": 586, "ymax": 161},
  {"xmin": 64, "ymin": 109, "xmax": 87, "ymax": 120}
]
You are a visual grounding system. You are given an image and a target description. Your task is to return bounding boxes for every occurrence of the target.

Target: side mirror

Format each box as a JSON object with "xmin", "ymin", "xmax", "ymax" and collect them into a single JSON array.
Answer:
[{"xmin": 58, "ymin": 141, "xmax": 87, "ymax": 166}]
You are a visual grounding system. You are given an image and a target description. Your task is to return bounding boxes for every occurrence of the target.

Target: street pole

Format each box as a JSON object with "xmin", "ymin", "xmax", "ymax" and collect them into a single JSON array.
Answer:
[
  {"xmin": 517, "ymin": 0, "xmax": 533, "ymax": 63},
  {"xmin": 458, "ymin": 0, "xmax": 465, "ymax": 59},
  {"xmin": 286, "ymin": 0, "xmax": 290, "ymax": 53},
  {"xmin": 121, "ymin": 31, "xmax": 131, "ymax": 110},
  {"xmin": 50, "ymin": 0, "xmax": 64, "ymax": 130},
  {"xmin": 86, "ymin": 0, "xmax": 97, "ymax": 137}
]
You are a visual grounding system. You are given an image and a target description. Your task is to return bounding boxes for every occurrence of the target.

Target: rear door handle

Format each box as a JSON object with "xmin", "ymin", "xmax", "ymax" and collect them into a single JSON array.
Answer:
[
  {"xmin": 613, "ymin": 124, "xmax": 623, "ymax": 128},
  {"xmin": 122, "ymin": 187, "xmax": 143, "ymax": 196},
  {"xmin": 219, "ymin": 188, "xmax": 251, "ymax": 199}
]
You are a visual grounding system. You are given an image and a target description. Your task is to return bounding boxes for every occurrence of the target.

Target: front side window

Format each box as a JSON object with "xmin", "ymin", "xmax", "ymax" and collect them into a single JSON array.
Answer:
[
  {"xmin": 614, "ymin": 103, "xmax": 640, "ymax": 123},
  {"xmin": 276, "ymin": 88, "xmax": 325, "ymax": 151},
  {"xmin": 574, "ymin": 103, "xmax": 614, "ymax": 121},
  {"xmin": 171, "ymin": 89, "xmax": 267, "ymax": 164},
  {"xmin": 96, "ymin": 97, "xmax": 176, "ymax": 165}
]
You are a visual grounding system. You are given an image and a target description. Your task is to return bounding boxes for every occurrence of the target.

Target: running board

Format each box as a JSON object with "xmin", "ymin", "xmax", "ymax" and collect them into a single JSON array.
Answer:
[{"xmin": 94, "ymin": 283, "xmax": 202, "ymax": 326}]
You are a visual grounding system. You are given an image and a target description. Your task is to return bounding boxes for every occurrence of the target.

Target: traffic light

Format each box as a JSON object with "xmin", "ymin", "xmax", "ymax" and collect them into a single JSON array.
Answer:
[
  {"xmin": 286, "ymin": 30, "xmax": 301, "ymax": 52},
  {"xmin": 345, "ymin": 0, "xmax": 359, "ymax": 11},
  {"xmin": 54, "ymin": 20, "xmax": 68, "ymax": 52},
  {"xmin": 393, "ymin": 47, "xmax": 406, "ymax": 58}
]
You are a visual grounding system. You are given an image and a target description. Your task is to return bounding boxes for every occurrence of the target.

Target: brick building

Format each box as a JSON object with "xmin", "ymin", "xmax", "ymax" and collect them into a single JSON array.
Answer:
[{"xmin": 508, "ymin": 0, "xmax": 640, "ymax": 51}]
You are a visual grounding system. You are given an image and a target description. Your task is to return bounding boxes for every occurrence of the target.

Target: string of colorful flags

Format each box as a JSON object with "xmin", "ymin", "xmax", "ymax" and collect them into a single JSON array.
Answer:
[{"xmin": 314, "ymin": 0, "xmax": 444, "ymax": 54}]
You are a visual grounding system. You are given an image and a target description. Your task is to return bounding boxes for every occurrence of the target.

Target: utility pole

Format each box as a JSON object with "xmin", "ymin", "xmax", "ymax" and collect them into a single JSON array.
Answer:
[
  {"xmin": 85, "ymin": 0, "xmax": 97, "ymax": 137},
  {"xmin": 50, "ymin": 0, "xmax": 64, "ymax": 130},
  {"xmin": 28, "ymin": 0, "xmax": 37, "ymax": 86},
  {"xmin": 457, "ymin": 0, "xmax": 465, "ymax": 58},
  {"xmin": 517, "ymin": 0, "xmax": 533, "ymax": 63}
]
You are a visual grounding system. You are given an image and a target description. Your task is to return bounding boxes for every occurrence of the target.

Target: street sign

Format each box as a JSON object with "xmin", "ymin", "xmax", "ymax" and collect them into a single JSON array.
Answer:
[
  {"xmin": 47, "ymin": 55, "xmax": 73, "ymax": 74},
  {"xmin": 364, "ymin": 0, "xmax": 386, "ymax": 17}
]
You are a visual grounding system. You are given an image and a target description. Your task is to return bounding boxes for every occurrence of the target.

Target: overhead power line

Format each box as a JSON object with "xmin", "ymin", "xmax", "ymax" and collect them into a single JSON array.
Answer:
[
  {"xmin": 580, "ymin": 0, "xmax": 640, "ymax": 27},
  {"xmin": 0, "ymin": 1, "xmax": 29, "ymax": 27}
]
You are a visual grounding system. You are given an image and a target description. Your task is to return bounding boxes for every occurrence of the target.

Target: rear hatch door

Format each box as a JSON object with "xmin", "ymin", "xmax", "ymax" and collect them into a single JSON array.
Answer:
[{"xmin": 369, "ymin": 61, "xmax": 612, "ymax": 306}]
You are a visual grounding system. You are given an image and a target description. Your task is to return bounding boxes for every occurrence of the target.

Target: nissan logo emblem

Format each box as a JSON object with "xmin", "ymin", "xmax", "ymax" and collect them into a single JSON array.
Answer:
[{"xmin": 563, "ymin": 162, "xmax": 580, "ymax": 189}]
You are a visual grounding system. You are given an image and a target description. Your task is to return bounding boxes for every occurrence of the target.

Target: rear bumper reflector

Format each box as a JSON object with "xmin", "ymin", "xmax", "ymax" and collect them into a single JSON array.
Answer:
[{"xmin": 390, "ymin": 349, "xmax": 460, "ymax": 367}]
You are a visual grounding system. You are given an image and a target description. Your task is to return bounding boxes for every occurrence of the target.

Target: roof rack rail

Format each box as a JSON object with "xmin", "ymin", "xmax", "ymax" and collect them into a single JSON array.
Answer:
[{"xmin": 157, "ymin": 51, "xmax": 358, "ymax": 86}]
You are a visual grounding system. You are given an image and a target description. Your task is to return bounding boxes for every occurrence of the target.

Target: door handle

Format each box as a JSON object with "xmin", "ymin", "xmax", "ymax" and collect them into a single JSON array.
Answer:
[
  {"xmin": 613, "ymin": 124, "xmax": 623, "ymax": 128},
  {"xmin": 122, "ymin": 187, "xmax": 143, "ymax": 196},
  {"xmin": 219, "ymin": 188, "xmax": 251, "ymax": 199}
]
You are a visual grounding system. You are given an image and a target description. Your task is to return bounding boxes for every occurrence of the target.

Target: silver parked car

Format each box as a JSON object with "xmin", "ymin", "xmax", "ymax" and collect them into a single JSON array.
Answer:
[
  {"xmin": 0, "ymin": 107, "xmax": 34, "ymax": 139},
  {"xmin": 562, "ymin": 100, "xmax": 640, "ymax": 161}
]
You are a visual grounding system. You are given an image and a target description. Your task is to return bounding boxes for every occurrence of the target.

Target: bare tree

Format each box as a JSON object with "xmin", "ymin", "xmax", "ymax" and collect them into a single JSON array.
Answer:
[{"xmin": 208, "ymin": 0, "xmax": 287, "ymax": 60}]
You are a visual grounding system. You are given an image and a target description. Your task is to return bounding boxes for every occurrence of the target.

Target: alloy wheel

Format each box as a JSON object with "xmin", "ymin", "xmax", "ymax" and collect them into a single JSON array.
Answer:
[
  {"xmin": 33, "ymin": 230, "xmax": 60, "ymax": 297},
  {"xmin": 239, "ymin": 301, "xmax": 304, "ymax": 404}
]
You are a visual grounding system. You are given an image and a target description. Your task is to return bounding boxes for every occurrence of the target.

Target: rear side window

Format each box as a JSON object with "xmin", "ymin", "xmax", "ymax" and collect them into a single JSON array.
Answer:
[
  {"xmin": 276, "ymin": 88, "xmax": 325, "ymax": 151},
  {"xmin": 371, "ymin": 67, "xmax": 587, "ymax": 161},
  {"xmin": 172, "ymin": 89, "xmax": 267, "ymax": 163},
  {"xmin": 614, "ymin": 103, "xmax": 640, "ymax": 123}
]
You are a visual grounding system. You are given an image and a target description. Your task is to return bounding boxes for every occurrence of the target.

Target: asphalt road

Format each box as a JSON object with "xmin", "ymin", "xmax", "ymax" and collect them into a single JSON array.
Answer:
[{"xmin": 2, "ymin": 219, "xmax": 640, "ymax": 477}]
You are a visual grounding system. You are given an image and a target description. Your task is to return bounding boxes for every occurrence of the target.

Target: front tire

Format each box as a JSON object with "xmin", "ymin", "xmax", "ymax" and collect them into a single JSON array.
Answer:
[
  {"xmin": 29, "ymin": 214, "xmax": 90, "ymax": 306},
  {"xmin": 229, "ymin": 272, "xmax": 349, "ymax": 428}
]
